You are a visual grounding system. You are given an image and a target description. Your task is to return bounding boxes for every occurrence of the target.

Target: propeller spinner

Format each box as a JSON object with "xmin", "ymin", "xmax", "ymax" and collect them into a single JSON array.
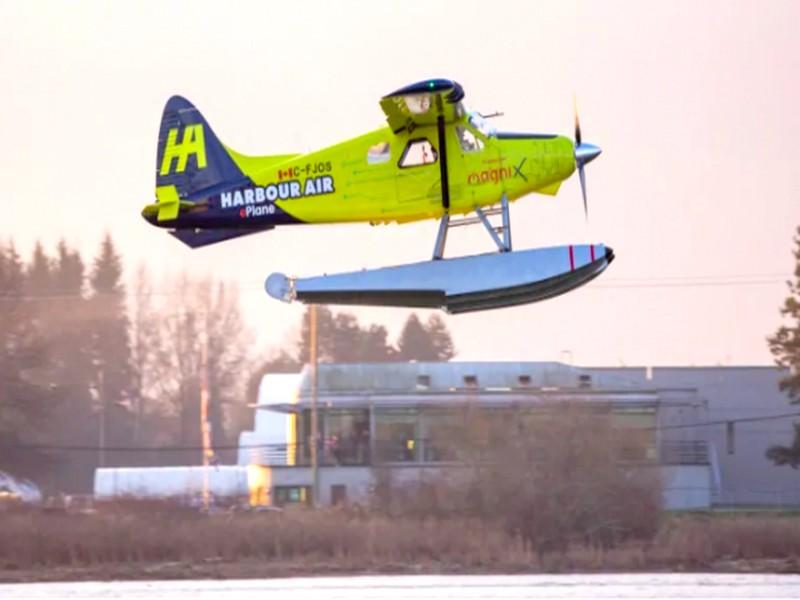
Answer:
[{"xmin": 573, "ymin": 105, "xmax": 602, "ymax": 218}]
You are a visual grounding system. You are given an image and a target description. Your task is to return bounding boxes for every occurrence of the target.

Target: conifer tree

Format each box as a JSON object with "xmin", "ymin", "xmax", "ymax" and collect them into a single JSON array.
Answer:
[
  {"xmin": 396, "ymin": 313, "xmax": 436, "ymax": 361},
  {"xmin": 87, "ymin": 234, "xmax": 134, "ymax": 459},
  {"xmin": 767, "ymin": 226, "xmax": 800, "ymax": 467},
  {"xmin": 0, "ymin": 242, "xmax": 54, "ymax": 479}
]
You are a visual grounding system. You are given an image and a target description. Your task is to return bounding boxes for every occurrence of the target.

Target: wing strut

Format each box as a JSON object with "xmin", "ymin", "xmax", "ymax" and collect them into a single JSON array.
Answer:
[
  {"xmin": 432, "ymin": 193, "xmax": 512, "ymax": 260},
  {"xmin": 436, "ymin": 115, "xmax": 450, "ymax": 211}
]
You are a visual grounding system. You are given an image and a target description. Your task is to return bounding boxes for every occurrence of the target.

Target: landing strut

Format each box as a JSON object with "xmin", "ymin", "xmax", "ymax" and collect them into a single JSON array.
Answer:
[{"xmin": 433, "ymin": 193, "xmax": 512, "ymax": 260}]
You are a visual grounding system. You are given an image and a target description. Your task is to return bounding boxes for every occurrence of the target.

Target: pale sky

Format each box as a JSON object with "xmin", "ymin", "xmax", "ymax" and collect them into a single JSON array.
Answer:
[{"xmin": 1, "ymin": 0, "xmax": 798, "ymax": 366}]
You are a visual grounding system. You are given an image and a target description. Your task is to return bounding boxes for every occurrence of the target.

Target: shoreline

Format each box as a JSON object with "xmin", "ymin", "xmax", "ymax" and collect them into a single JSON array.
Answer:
[
  {"xmin": 0, "ymin": 552, "xmax": 800, "ymax": 585},
  {"xmin": 3, "ymin": 557, "xmax": 800, "ymax": 584}
]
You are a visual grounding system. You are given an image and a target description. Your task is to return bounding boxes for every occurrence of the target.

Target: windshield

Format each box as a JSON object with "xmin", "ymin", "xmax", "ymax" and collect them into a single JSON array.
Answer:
[{"xmin": 467, "ymin": 110, "xmax": 496, "ymax": 138}]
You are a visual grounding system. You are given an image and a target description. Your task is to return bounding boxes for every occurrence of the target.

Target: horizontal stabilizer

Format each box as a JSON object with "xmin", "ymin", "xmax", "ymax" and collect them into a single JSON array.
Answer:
[{"xmin": 169, "ymin": 227, "xmax": 273, "ymax": 248}]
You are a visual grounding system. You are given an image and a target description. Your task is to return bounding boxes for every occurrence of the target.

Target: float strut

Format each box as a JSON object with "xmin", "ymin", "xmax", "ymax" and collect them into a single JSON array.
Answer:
[
  {"xmin": 475, "ymin": 206, "xmax": 507, "ymax": 253},
  {"xmin": 433, "ymin": 213, "xmax": 450, "ymax": 260},
  {"xmin": 501, "ymin": 193, "xmax": 512, "ymax": 252}
]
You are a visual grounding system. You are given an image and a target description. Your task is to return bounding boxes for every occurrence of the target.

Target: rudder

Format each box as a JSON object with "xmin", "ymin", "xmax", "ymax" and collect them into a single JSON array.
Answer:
[{"xmin": 155, "ymin": 96, "xmax": 248, "ymax": 203}]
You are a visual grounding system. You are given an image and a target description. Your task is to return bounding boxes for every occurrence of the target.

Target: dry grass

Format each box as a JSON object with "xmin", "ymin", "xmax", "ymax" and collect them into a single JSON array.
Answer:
[
  {"xmin": 0, "ymin": 503, "xmax": 527, "ymax": 571},
  {"xmin": 2, "ymin": 503, "xmax": 800, "ymax": 578},
  {"xmin": 6, "ymin": 407, "xmax": 800, "ymax": 579}
]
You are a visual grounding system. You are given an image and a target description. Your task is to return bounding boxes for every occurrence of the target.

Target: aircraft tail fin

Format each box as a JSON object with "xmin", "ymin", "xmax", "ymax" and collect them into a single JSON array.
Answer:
[{"xmin": 154, "ymin": 96, "xmax": 249, "ymax": 220}]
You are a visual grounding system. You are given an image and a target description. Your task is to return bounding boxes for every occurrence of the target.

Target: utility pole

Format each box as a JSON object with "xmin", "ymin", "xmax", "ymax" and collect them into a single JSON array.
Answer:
[
  {"xmin": 309, "ymin": 304, "xmax": 319, "ymax": 507},
  {"xmin": 200, "ymin": 325, "xmax": 212, "ymax": 511},
  {"xmin": 98, "ymin": 368, "xmax": 105, "ymax": 469}
]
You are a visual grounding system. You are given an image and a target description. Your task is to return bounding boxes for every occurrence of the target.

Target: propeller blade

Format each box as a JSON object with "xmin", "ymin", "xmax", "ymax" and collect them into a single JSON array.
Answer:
[
  {"xmin": 578, "ymin": 164, "xmax": 588, "ymax": 219},
  {"xmin": 573, "ymin": 97, "xmax": 599, "ymax": 221}
]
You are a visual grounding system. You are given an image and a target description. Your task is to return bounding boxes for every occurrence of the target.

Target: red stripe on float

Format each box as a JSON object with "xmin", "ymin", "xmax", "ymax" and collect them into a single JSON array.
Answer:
[
  {"xmin": 569, "ymin": 245, "xmax": 575, "ymax": 271},
  {"xmin": 590, "ymin": 245, "xmax": 595, "ymax": 261}
]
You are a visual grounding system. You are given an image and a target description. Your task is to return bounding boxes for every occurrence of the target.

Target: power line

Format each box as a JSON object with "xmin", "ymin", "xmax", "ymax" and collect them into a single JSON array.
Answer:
[
  {"xmin": 0, "ymin": 273, "xmax": 791, "ymax": 302},
  {"xmin": 647, "ymin": 411, "xmax": 800, "ymax": 431}
]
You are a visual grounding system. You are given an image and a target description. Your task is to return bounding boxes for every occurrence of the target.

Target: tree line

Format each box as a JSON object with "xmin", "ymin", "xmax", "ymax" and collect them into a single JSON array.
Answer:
[{"xmin": 0, "ymin": 236, "xmax": 456, "ymax": 492}]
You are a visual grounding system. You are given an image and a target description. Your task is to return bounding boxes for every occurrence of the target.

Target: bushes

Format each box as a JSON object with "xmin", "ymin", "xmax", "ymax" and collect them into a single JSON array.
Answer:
[
  {"xmin": 2, "ymin": 505, "xmax": 800, "ymax": 576},
  {"xmin": 371, "ymin": 404, "xmax": 663, "ymax": 553},
  {"xmin": 0, "ymin": 504, "xmax": 521, "ymax": 570}
]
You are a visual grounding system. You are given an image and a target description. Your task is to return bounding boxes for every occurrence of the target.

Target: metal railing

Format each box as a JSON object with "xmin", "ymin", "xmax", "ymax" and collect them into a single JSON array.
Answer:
[
  {"xmin": 244, "ymin": 438, "xmax": 712, "ymax": 467},
  {"xmin": 658, "ymin": 440, "xmax": 709, "ymax": 465}
]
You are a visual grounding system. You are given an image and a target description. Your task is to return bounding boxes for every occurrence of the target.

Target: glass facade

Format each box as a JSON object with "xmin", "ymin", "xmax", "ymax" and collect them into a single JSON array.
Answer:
[{"xmin": 293, "ymin": 403, "xmax": 659, "ymax": 466}]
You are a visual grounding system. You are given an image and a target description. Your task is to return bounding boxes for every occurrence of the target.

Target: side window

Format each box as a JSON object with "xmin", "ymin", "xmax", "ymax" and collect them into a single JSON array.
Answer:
[
  {"xmin": 367, "ymin": 141, "xmax": 391, "ymax": 165},
  {"xmin": 399, "ymin": 138, "xmax": 438, "ymax": 168},
  {"xmin": 456, "ymin": 126, "xmax": 484, "ymax": 152}
]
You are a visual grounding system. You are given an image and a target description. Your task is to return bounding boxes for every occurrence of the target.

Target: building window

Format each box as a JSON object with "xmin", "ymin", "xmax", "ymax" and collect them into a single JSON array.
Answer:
[
  {"xmin": 463, "ymin": 375, "xmax": 478, "ymax": 387},
  {"xmin": 323, "ymin": 409, "xmax": 370, "ymax": 466},
  {"xmin": 367, "ymin": 141, "xmax": 391, "ymax": 165},
  {"xmin": 375, "ymin": 409, "xmax": 418, "ymax": 463},
  {"xmin": 273, "ymin": 485, "xmax": 311, "ymax": 507},
  {"xmin": 399, "ymin": 138, "xmax": 437, "ymax": 168},
  {"xmin": 331, "ymin": 484, "xmax": 347, "ymax": 506}
]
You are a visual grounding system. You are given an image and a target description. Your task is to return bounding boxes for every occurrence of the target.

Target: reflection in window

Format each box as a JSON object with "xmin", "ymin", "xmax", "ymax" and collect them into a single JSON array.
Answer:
[
  {"xmin": 404, "ymin": 94, "xmax": 432, "ymax": 114},
  {"xmin": 323, "ymin": 409, "xmax": 370, "ymax": 465},
  {"xmin": 468, "ymin": 111, "xmax": 497, "ymax": 138},
  {"xmin": 375, "ymin": 409, "xmax": 418, "ymax": 462},
  {"xmin": 456, "ymin": 126, "xmax": 484, "ymax": 152},
  {"xmin": 367, "ymin": 141, "xmax": 391, "ymax": 165},
  {"xmin": 399, "ymin": 138, "xmax": 438, "ymax": 168}
]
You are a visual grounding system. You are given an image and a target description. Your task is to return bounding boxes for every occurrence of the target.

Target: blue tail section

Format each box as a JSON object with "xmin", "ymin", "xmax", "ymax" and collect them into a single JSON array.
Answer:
[{"xmin": 156, "ymin": 96, "xmax": 250, "ymax": 200}]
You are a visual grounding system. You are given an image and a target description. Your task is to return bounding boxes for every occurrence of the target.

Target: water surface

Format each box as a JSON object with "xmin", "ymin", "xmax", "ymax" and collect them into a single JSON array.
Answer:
[{"xmin": 4, "ymin": 573, "xmax": 800, "ymax": 599}]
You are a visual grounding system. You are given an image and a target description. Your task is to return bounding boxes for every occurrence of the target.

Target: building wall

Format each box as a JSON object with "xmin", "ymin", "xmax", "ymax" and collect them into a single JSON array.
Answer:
[
  {"xmin": 267, "ymin": 464, "xmax": 709, "ymax": 510},
  {"xmin": 661, "ymin": 465, "xmax": 711, "ymax": 510},
  {"xmin": 591, "ymin": 367, "xmax": 797, "ymax": 507}
]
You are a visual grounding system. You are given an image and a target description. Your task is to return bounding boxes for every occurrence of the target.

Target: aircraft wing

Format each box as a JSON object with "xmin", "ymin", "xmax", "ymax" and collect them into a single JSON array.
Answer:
[{"xmin": 379, "ymin": 78, "xmax": 465, "ymax": 133}]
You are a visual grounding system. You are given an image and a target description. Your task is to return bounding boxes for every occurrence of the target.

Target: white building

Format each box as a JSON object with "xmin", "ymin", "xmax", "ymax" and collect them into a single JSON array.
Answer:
[{"xmin": 239, "ymin": 362, "xmax": 716, "ymax": 510}]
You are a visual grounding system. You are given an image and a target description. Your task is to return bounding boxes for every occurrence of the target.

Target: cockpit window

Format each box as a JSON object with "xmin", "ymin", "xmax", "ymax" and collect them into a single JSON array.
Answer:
[
  {"xmin": 367, "ymin": 141, "xmax": 391, "ymax": 164},
  {"xmin": 456, "ymin": 126, "xmax": 484, "ymax": 152},
  {"xmin": 399, "ymin": 138, "xmax": 438, "ymax": 168},
  {"xmin": 468, "ymin": 111, "xmax": 497, "ymax": 138},
  {"xmin": 404, "ymin": 94, "xmax": 432, "ymax": 114}
]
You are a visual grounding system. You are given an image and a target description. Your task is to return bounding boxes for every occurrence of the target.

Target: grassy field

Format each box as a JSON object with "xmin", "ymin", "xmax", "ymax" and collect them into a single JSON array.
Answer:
[{"xmin": 1, "ymin": 503, "xmax": 800, "ymax": 582}]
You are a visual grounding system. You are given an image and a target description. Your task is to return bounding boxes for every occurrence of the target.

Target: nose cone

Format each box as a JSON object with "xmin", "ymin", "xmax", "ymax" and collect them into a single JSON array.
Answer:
[{"xmin": 575, "ymin": 142, "xmax": 602, "ymax": 166}]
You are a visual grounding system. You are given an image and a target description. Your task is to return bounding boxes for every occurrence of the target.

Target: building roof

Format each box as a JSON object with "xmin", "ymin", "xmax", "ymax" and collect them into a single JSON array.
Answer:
[{"xmin": 255, "ymin": 362, "xmax": 701, "ymax": 413}]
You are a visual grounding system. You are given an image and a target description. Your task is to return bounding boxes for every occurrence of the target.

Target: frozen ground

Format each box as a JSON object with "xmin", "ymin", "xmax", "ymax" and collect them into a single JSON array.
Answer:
[{"xmin": 3, "ymin": 573, "xmax": 800, "ymax": 600}]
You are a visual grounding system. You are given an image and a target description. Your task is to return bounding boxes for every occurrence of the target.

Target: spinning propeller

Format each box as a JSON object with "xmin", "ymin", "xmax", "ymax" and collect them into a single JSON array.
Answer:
[{"xmin": 573, "ymin": 101, "xmax": 602, "ymax": 219}]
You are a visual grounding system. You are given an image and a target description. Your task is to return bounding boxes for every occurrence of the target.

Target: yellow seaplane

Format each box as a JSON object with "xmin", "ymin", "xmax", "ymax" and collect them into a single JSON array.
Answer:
[{"xmin": 142, "ymin": 79, "xmax": 611, "ymax": 313}]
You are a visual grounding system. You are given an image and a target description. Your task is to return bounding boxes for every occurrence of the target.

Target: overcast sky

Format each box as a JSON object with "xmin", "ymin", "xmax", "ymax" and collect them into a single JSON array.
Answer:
[{"xmin": 1, "ymin": 0, "xmax": 798, "ymax": 366}]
